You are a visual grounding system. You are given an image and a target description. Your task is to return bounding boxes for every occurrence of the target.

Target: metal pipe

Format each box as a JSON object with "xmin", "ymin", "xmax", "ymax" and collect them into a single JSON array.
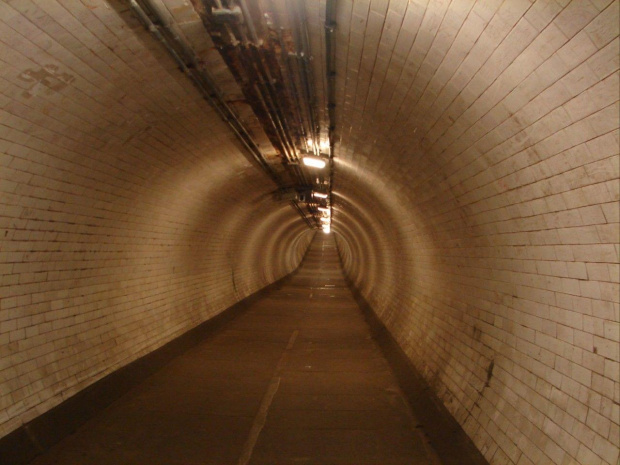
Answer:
[
  {"xmin": 292, "ymin": 1, "xmax": 320, "ymax": 156},
  {"xmin": 129, "ymin": 0, "xmax": 324, "ymax": 229},
  {"xmin": 128, "ymin": 0, "xmax": 280, "ymax": 186},
  {"xmin": 243, "ymin": 44, "xmax": 313, "ymax": 186},
  {"xmin": 251, "ymin": 48, "xmax": 299, "ymax": 160},
  {"xmin": 291, "ymin": 200, "xmax": 315, "ymax": 229},
  {"xmin": 325, "ymin": 0, "xmax": 337, "ymax": 145},
  {"xmin": 250, "ymin": 75, "xmax": 294, "ymax": 162},
  {"xmin": 298, "ymin": 56, "xmax": 319, "ymax": 157},
  {"xmin": 222, "ymin": 17, "xmax": 297, "ymax": 167},
  {"xmin": 238, "ymin": 0, "xmax": 260, "ymax": 45},
  {"xmin": 222, "ymin": 1, "xmax": 314, "ymax": 187},
  {"xmin": 277, "ymin": 29, "xmax": 309, "ymax": 155},
  {"xmin": 236, "ymin": 48, "xmax": 295, "ymax": 164},
  {"xmin": 325, "ymin": 0, "xmax": 337, "ymax": 207}
]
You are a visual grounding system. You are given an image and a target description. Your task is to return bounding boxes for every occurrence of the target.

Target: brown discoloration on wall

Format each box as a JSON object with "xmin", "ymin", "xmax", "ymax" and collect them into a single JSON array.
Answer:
[{"xmin": 18, "ymin": 65, "xmax": 75, "ymax": 98}]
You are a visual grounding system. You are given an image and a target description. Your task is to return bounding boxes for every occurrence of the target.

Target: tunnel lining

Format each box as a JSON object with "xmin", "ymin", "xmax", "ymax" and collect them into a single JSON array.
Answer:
[{"xmin": 0, "ymin": 1, "xmax": 618, "ymax": 464}]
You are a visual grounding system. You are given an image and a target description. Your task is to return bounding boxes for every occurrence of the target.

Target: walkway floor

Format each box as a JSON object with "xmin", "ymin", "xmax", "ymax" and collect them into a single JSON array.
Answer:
[{"xmin": 30, "ymin": 235, "xmax": 438, "ymax": 465}]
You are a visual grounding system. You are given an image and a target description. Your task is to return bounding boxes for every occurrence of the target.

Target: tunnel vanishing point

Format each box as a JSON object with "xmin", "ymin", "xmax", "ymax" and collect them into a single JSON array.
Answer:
[{"xmin": 0, "ymin": 0, "xmax": 618, "ymax": 464}]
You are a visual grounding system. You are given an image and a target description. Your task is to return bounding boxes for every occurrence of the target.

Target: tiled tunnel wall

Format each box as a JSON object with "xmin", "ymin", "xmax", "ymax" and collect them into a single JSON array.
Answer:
[
  {"xmin": 0, "ymin": 1, "xmax": 618, "ymax": 465},
  {"xmin": 331, "ymin": 1, "xmax": 619, "ymax": 464},
  {"xmin": 0, "ymin": 0, "xmax": 312, "ymax": 440}
]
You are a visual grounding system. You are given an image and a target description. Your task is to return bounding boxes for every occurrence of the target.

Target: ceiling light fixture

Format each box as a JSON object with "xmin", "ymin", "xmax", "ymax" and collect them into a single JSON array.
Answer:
[
  {"xmin": 317, "ymin": 207, "xmax": 330, "ymax": 213},
  {"xmin": 302, "ymin": 156, "xmax": 326, "ymax": 169},
  {"xmin": 322, "ymin": 224, "xmax": 331, "ymax": 234},
  {"xmin": 313, "ymin": 192, "xmax": 328, "ymax": 199}
]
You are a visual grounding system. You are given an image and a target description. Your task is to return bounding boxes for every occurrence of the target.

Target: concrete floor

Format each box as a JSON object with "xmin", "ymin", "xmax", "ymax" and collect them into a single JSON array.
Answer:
[{"xmin": 30, "ymin": 235, "xmax": 440, "ymax": 465}]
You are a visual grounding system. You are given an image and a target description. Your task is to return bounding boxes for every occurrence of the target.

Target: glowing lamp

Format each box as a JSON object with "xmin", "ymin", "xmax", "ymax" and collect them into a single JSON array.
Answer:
[{"xmin": 302, "ymin": 156, "xmax": 326, "ymax": 169}]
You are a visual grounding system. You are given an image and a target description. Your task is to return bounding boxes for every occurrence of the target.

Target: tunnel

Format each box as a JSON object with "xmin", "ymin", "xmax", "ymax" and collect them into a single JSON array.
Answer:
[{"xmin": 0, "ymin": 0, "xmax": 618, "ymax": 464}]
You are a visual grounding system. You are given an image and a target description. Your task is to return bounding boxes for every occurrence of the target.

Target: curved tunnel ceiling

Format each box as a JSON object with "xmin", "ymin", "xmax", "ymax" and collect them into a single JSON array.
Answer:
[{"xmin": 0, "ymin": 1, "xmax": 618, "ymax": 465}]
